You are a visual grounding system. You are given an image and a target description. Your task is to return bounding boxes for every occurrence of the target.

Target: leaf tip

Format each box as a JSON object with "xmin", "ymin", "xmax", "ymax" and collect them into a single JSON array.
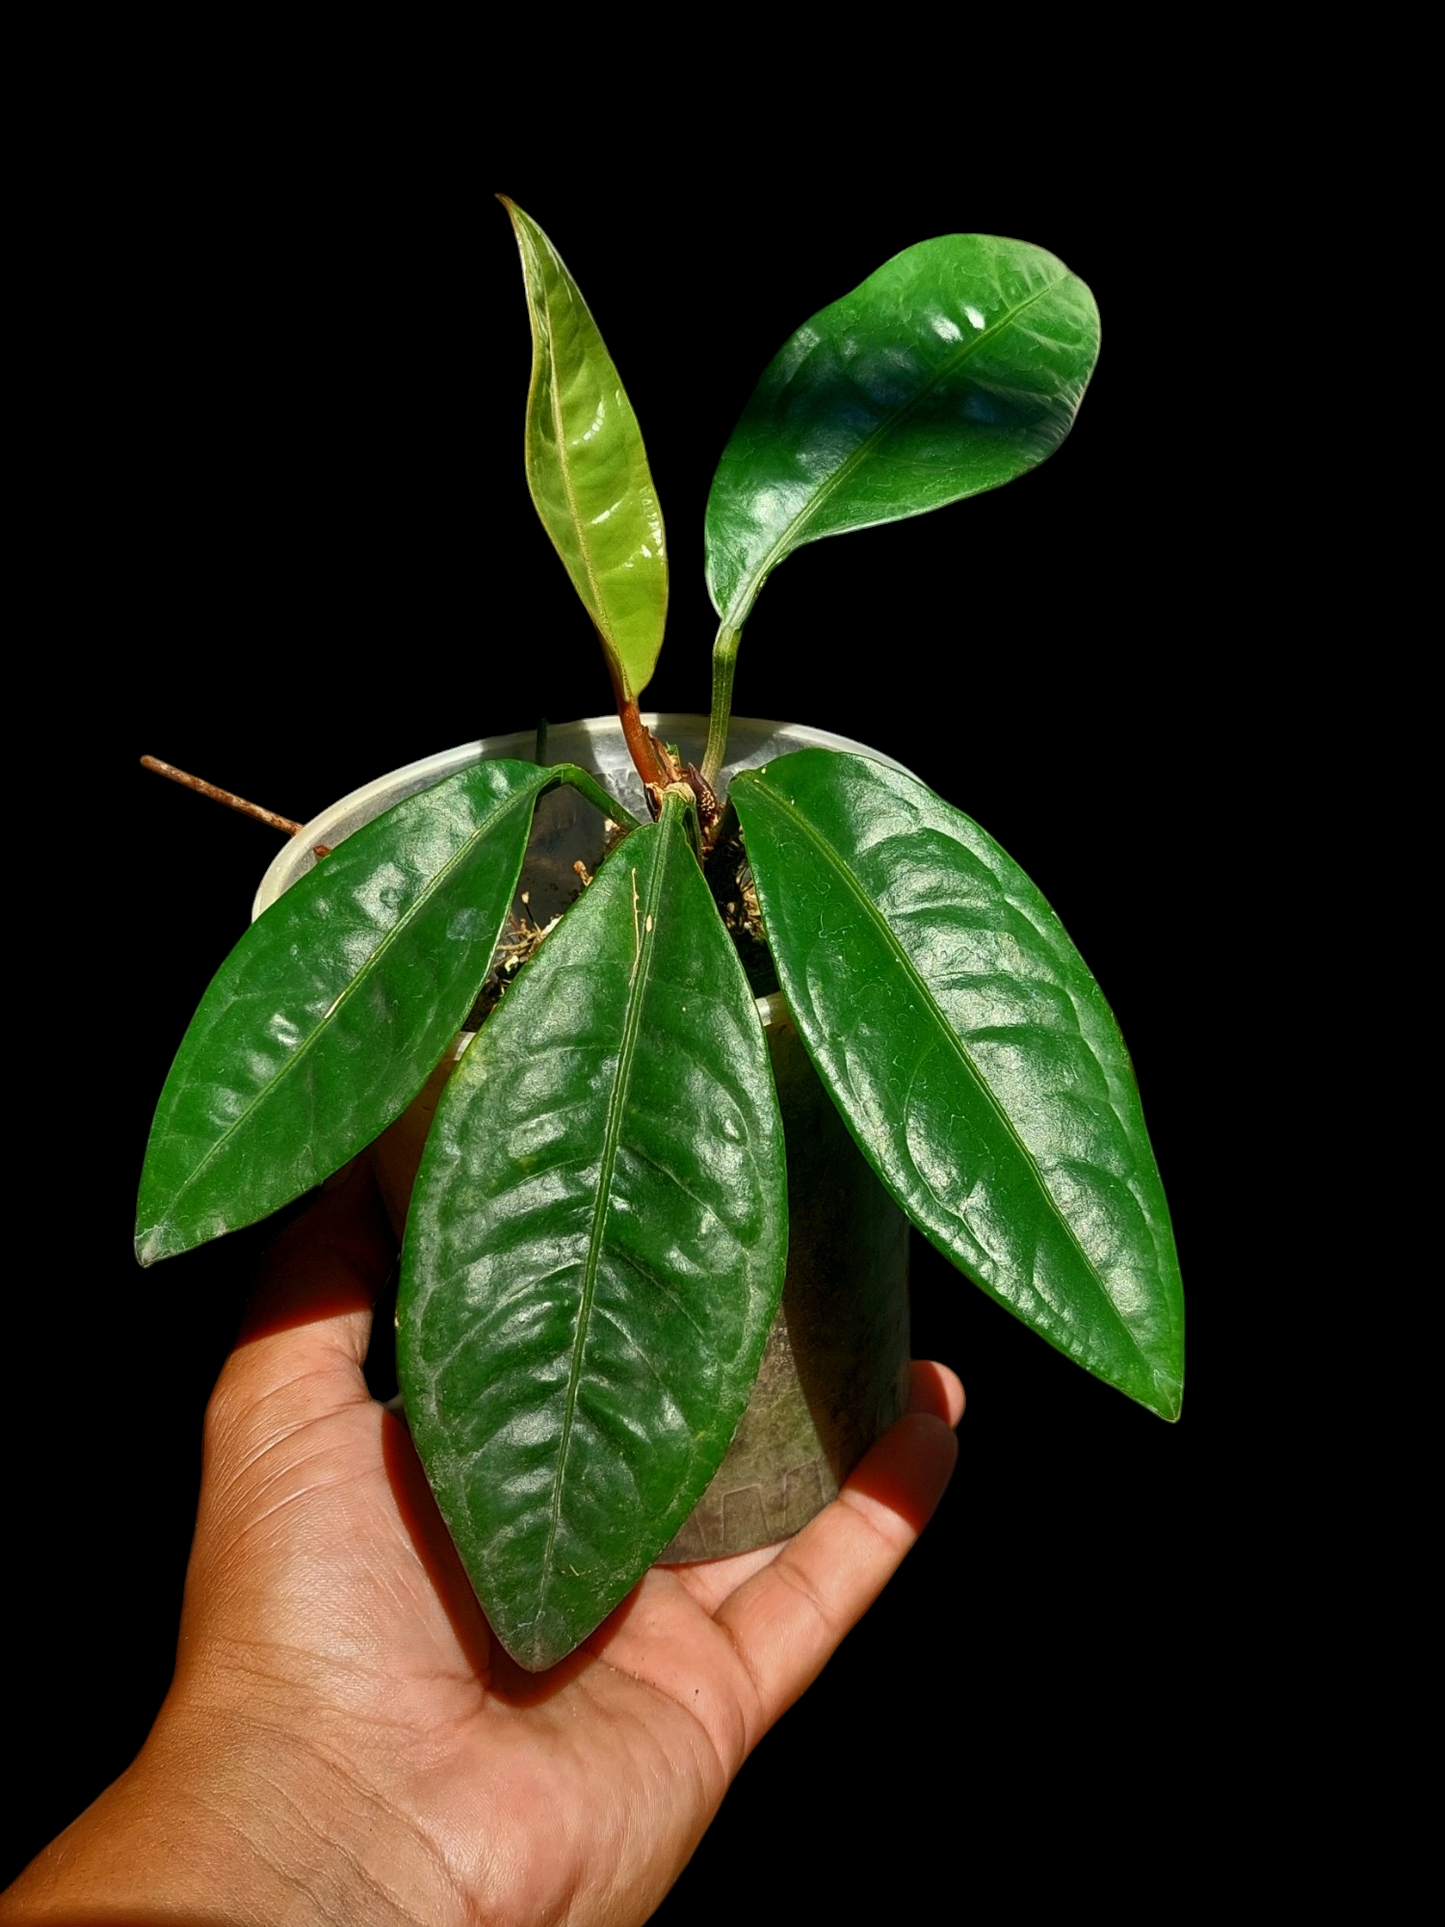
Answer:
[
  {"xmin": 497, "ymin": 194, "xmax": 528, "ymax": 248},
  {"xmin": 134, "ymin": 1219, "xmax": 173, "ymax": 1268},
  {"xmin": 1149, "ymin": 1369, "xmax": 1184, "ymax": 1423}
]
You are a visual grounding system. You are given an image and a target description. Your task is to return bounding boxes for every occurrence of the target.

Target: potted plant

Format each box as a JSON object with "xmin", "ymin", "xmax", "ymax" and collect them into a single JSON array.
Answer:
[{"xmin": 136, "ymin": 201, "xmax": 1183, "ymax": 1673}]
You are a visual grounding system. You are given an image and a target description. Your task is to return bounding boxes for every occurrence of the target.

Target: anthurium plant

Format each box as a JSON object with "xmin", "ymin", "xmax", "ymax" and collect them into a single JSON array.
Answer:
[{"xmin": 138, "ymin": 200, "xmax": 1182, "ymax": 1672}]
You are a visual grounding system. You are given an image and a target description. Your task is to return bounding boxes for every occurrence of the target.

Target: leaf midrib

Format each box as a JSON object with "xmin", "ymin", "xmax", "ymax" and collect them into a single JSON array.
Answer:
[
  {"xmin": 727, "ymin": 270, "xmax": 1067, "ymax": 624},
  {"xmin": 538, "ymin": 803, "xmax": 677, "ymax": 1593},
  {"xmin": 533, "ymin": 243, "xmax": 610, "ymax": 652},
  {"xmin": 739, "ymin": 769, "xmax": 1140, "ymax": 1357}
]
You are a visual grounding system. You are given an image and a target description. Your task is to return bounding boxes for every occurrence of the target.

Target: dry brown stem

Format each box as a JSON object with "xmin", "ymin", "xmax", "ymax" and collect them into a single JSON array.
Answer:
[{"xmin": 140, "ymin": 756, "xmax": 304, "ymax": 837}]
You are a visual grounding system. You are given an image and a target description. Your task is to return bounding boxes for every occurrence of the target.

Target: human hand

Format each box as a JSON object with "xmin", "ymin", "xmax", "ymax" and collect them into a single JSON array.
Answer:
[{"xmin": 4, "ymin": 1159, "xmax": 962, "ymax": 1927}]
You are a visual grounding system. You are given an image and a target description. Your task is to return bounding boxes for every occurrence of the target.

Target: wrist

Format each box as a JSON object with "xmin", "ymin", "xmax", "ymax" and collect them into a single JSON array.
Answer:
[{"xmin": 3, "ymin": 1690, "xmax": 440, "ymax": 1927}]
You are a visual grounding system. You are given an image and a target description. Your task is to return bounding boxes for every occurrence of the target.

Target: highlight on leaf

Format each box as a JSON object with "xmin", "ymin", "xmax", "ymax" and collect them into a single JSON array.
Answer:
[
  {"xmin": 502, "ymin": 197, "xmax": 668, "ymax": 704},
  {"xmin": 705, "ymin": 232, "xmax": 1101, "ymax": 634}
]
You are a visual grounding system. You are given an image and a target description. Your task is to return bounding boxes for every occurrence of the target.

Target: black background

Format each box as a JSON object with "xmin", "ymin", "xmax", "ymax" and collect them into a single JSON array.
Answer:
[{"xmin": 13, "ymin": 152, "xmax": 1234, "ymax": 1911}]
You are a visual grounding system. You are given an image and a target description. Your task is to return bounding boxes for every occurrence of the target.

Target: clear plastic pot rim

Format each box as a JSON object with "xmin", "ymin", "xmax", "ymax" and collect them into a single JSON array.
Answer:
[{"xmin": 254, "ymin": 714, "xmax": 916, "ymax": 919}]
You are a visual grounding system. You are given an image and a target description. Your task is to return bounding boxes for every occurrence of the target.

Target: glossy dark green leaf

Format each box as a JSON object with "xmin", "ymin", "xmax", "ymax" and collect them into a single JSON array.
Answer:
[
  {"xmin": 397, "ymin": 792, "xmax": 787, "ymax": 1670},
  {"xmin": 503, "ymin": 198, "xmax": 668, "ymax": 700},
  {"xmin": 731, "ymin": 751, "xmax": 1182, "ymax": 1419},
  {"xmin": 136, "ymin": 760, "xmax": 559, "ymax": 1264},
  {"xmin": 705, "ymin": 234, "xmax": 1100, "ymax": 631}
]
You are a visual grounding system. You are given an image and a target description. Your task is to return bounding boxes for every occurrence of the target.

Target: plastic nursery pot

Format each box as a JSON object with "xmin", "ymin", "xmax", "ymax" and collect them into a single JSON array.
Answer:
[{"xmin": 255, "ymin": 716, "xmax": 914, "ymax": 1561}]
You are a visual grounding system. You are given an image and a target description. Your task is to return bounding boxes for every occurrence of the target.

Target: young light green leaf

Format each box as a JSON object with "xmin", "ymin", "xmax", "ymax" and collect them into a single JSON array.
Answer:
[
  {"xmin": 136, "ymin": 760, "xmax": 559, "ymax": 1264},
  {"xmin": 705, "ymin": 234, "xmax": 1100, "ymax": 632},
  {"xmin": 397, "ymin": 791, "xmax": 788, "ymax": 1671},
  {"xmin": 732, "ymin": 750, "xmax": 1182, "ymax": 1420},
  {"xmin": 503, "ymin": 197, "xmax": 667, "ymax": 701}
]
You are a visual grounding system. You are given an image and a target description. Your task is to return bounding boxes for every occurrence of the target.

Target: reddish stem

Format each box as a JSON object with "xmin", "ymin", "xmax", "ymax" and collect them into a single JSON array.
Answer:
[{"xmin": 616, "ymin": 696, "xmax": 677, "ymax": 806}]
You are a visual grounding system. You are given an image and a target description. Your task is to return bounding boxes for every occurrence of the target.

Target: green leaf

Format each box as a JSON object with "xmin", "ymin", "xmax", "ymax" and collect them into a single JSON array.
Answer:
[
  {"xmin": 705, "ymin": 233, "xmax": 1100, "ymax": 631},
  {"xmin": 137, "ymin": 759, "xmax": 558, "ymax": 1264},
  {"xmin": 503, "ymin": 197, "xmax": 668, "ymax": 701},
  {"xmin": 397, "ymin": 791, "xmax": 787, "ymax": 1670},
  {"xmin": 731, "ymin": 751, "xmax": 1182, "ymax": 1420}
]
